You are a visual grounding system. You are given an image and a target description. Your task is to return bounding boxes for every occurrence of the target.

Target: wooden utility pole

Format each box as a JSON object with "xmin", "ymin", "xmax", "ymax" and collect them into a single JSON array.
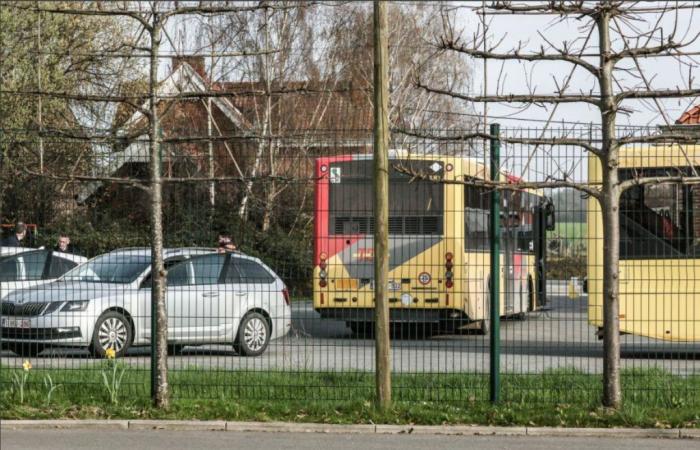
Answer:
[{"xmin": 373, "ymin": 0, "xmax": 391, "ymax": 410}]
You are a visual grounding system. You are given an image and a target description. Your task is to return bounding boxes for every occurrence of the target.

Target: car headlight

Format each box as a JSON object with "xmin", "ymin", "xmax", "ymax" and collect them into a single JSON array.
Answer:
[{"xmin": 60, "ymin": 300, "xmax": 90, "ymax": 312}]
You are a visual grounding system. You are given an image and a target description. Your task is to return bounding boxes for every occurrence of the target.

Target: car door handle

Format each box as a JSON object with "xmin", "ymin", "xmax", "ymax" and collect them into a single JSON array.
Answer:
[
  {"xmin": 202, "ymin": 292, "xmax": 219, "ymax": 298},
  {"xmin": 234, "ymin": 292, "xmax": 247, "ymax": 297}
]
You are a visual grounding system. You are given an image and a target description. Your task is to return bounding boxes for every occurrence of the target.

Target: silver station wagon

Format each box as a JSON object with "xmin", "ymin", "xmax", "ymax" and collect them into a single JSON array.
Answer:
[{"xmin": 1, "ymin": 248, "xmax": 291, "ymax": 357}]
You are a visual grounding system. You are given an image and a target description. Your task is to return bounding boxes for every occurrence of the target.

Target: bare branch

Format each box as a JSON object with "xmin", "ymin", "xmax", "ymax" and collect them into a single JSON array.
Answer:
[
  {"xmin": 392, "ymin": 163, "xmax": 602, "ymax": 199},
  {"xmin": 414, "ymin": 80, "xmax": 601, "ymax": 106},
  {"xmin": 436, "ymin": 38, "xmax": 599, "ymax": 76},
  {"xmin": 619, "ymin": 175, "xmax": 700, "ymax": 192},
  {"xmin": 394, "ymin": 128, "xmax": 601, "ymax": 155}
]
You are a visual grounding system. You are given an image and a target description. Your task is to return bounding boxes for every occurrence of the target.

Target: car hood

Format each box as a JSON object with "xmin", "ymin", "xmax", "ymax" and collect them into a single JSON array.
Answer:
[{"xmin": 1, "ymin": 281, "xmax": 134, "ymax": 304}]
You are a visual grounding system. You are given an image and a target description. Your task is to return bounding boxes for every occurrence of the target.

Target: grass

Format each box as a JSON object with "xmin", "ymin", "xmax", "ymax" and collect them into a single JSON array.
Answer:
[
  {"xmin": 1, "ymin": 365, "xmax": 699, "ymax": 428},
  {"xmin": 549, "ymin": 222, "xmax": 587, "ymax": 242}
]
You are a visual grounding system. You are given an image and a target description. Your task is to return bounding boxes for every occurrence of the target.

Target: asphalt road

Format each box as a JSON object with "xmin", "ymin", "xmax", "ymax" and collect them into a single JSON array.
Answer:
[
  {"xmin": 1, "ymin": 282, "xmax": 699, "ymax": 374},
  {"xmin": 1, "ymin": 429, "xmax": 694, "ymax": 450}
]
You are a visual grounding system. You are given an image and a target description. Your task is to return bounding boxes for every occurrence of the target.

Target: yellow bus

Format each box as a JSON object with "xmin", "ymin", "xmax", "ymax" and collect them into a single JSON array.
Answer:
[
  {"xmin": 588, "ymin": 143, "xmax": 700, "ymax": 341},
  {"xmin": 313, "ymin": 152, "xmax": 555, "ymax": 334}
]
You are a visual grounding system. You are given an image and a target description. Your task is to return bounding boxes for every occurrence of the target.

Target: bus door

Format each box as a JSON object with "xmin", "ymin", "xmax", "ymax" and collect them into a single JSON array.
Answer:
[
  {"xmin": 533, "ymin": 198, "xmax": 555, "ymax": 307},
  {"xmin": 501, "ymin": 192, "xmax": 520, "ymax": 315}
]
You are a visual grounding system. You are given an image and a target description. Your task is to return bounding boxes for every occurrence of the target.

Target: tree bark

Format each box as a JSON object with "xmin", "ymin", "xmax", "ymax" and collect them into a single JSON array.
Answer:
[
  {"xmin": 149, "ymin": 15, "xmax": 169, "ymax": 409},
  {"xmin": 373, "ymin": 0, "xmax": 391, "ymax": 411},
  {"xmin": 597, "ymin": 9, "xmax": 621, "ymax": 409}
]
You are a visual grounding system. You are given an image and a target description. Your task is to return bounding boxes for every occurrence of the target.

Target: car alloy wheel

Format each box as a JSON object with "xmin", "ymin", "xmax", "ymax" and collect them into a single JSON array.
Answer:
[
  {"xmin": 99, "ymin": 317, "xmax": 128, "ymax": 353},
  {"xmin": 91, "ymin": 311, "xmax": 133, "ymax": 358},
  {"xmin": 234, "ymin": 312, "xmax": 270, "ymax": 357}
]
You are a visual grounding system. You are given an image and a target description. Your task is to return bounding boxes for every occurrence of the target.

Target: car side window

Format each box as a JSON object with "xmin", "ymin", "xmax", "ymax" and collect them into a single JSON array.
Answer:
[
  {"xmin": 166, "ymin": 261, "xmax": 192, "ymax": 286},
  {"xmin": 0, "ymin": 257, "xmax": 19, "ymax": 281},
  {"xmin": 46, "ymin": 254, "xmax": 78, "ymax": 279},
  {"xmin": 191, "ymin": 254, "xmax": 226, "ymax": 285},
  {"xmin": 18, "ymin": 250, "xmax": 49, "ymax": 281},
  {"xmin": 143, "ymin": 257, "xmax": 192, "ymax": 288},
  {"xmin": 230, "ymin": 257, "xmax": 274, "ymax": 284}
]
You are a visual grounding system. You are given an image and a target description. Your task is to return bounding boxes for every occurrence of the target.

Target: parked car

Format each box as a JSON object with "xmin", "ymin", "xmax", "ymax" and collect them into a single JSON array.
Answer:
[
  {"xmin": 0, "ymin": 247, "xmax": 87, "ymax": 300},
  {"xmin": 0, "ymin": 248, "xmax": 292, "ymax": 358}
]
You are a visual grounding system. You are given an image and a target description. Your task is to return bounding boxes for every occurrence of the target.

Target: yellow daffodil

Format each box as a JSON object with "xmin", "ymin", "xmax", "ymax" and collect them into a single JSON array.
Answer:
[
  {"xmin": 22, "ymin": 360, "xmax": 32, "ymax": 372},
  {"xmin": 105, "ymin": 348, "xmax": 116, "ymax": 360}
]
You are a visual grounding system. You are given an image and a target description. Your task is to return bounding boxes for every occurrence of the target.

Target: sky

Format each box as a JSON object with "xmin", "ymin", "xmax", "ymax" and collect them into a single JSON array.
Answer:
[{"xmin": 456, "ymin": 2, "xmax": 700, "ymax": 129}]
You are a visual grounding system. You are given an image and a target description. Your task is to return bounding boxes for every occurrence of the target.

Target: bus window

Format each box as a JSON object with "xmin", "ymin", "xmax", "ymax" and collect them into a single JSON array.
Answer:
[
  {"xmin": 620, "ymin": 177, "xmax": 700, "ymax": 259},
  {"xmin": 328, "ymin": 160, "xmax": 443, "ymax": 235},
  {"xmin": 465, "ymin": 185, "xmax": 490, "ymax": 251}
]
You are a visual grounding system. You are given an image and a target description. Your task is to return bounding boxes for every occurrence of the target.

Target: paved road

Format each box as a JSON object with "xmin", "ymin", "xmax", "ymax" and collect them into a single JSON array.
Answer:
[
  {"xmin": 0, "ymin": 429, "xmax": 693, "ymax": 450},
  {"xmin": 1, "ymin": 281, "xmax": 699, "ymax": 374}
]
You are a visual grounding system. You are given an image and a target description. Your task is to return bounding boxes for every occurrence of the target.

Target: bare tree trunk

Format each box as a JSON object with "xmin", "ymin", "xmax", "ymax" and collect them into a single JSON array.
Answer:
[
  {"xmin": 261, "ymin": 138, "xmax": 277, "ymax": 232},
  {"xmin": 237, "ymin": 123, "xmax": 267, "ymax": 220},
  {"xmin": 597, "ymin": 9, "xmax": 621, "ymax": 409},
  {"xmin": 373, "ymin": 0, "xmax": 391, "ymax": 411},
  {"xmin": 149, "ymin": 16, "xmax": 169, "ymax": 409},
  {"xmin": 207, "ymin": 97, "xmax": 215, "ymax": 210}
]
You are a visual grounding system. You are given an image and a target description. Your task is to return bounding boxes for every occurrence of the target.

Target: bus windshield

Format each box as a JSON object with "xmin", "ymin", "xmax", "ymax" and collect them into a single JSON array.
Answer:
[{"xmin": 328, "ymin": 159, "xmax": 444, "ymax": 235}]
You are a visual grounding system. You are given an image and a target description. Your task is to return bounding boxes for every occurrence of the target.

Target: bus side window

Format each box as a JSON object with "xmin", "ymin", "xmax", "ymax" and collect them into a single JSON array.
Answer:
[{"xmin": 465, "ymin": 184, "xmax": 490, "ymax": 251}]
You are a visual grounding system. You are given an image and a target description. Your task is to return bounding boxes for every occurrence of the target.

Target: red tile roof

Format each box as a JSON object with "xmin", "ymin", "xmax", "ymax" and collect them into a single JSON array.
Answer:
[{"xmin": 676, "ymin": 105, "xmax": 700, "ymax": 124}]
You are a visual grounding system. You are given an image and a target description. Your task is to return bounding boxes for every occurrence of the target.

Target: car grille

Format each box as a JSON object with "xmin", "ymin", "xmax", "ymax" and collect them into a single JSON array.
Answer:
[
  {"xmin": 2, "ymin": 327, "xmax": 81, "ymax": 340},
  {"xmin": 1, "ymin": 302, "xmax": 49, "ymax": 317}
]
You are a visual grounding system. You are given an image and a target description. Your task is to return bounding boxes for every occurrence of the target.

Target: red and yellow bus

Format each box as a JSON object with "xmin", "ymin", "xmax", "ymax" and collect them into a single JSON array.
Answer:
[{"xmin": 313, "ymin": 152, "xmax": 554, "ymax": 334}]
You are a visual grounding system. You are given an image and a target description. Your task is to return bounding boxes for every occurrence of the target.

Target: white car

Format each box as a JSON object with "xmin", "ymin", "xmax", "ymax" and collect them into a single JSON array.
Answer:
[
  {"xmin": 0, "ymin": 247, "xmax": 87, "ymax": 300},
  {"xmin": 1, "ymin": 247, "xmax": 292, "ymax": 358}
]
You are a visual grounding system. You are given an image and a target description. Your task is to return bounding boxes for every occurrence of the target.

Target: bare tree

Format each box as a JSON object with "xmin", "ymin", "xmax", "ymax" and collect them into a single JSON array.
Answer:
[
  {"xmin": 7, "ymin": 0, "xmax": 287, "ymax": 409},
  {"xmin": 413, "ymin": 1, "xmax": 700, "ymax": 408}
]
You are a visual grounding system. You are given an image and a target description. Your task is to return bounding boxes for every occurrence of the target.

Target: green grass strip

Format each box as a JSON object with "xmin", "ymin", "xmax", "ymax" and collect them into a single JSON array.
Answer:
[{"xmin": 1, "ymin": 366, "xmax": 698, "ymax": 428}]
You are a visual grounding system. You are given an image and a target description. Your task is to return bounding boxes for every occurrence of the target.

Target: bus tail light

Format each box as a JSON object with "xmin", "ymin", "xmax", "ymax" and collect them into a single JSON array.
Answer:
[
  {"xmin": 445, "ymin": 253, "xmax": 454, "ymax": 288},
  {"xmin": 319, "ymin": 253, "xmax": 328, "ymax": 287}
]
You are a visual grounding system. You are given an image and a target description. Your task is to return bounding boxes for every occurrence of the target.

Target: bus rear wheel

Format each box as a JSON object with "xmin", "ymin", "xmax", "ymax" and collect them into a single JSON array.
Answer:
[{"xmin": 348, "ymin": 322, "xmax": 374, "ymax": 338}]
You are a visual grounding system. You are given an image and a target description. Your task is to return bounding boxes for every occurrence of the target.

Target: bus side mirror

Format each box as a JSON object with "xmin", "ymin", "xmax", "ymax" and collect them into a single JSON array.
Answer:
[{"xmin": 544, "ymin": 201, "xmax": 556, "ymax": 231}]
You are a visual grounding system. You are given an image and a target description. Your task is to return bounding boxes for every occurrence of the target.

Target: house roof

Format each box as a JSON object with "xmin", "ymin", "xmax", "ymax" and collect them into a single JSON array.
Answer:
[
  {"xmin": 79, "ymin": 60, "xmax": 371, "ymax": 203},
  {"xmin": 121, "ymin": 62, "xmax": 251, "ymax": 132},
  {"xmin": 676, "ymin": 105, "xmax": 700, "ymax": 125}
]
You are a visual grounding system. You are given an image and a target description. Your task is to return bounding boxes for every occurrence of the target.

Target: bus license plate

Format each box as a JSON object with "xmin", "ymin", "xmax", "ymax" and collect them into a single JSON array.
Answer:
[
  {"xmin": 1, "ymin": 317, "xmax": 30, "ymax": 329},
  {"xmin": 388, "ymin": 281, "xmax": 401, "ymax": 291}
]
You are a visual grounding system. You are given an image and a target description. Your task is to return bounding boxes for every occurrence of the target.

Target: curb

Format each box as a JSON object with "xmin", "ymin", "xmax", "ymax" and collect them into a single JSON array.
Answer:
[{"xmin": 1, "ymin": 420, "xmax": 697, "ymax": 439}]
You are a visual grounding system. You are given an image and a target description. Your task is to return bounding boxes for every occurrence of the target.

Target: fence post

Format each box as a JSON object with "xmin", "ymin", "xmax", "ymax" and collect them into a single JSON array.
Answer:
[{"xmin": 489, "ymin": 123, "xmax": 501, "ymax": 404}]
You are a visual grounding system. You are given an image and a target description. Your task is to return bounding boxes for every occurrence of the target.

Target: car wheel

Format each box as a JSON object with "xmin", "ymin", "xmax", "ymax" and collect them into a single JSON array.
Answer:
[
  {"xmin": 8, "ymin": 343, "xmax": 45, "ymax": 358},
  {"xmin": 167, "ymin": 344, "xmax": 185, "ymax": 356},
  {"xmin": 234, "ymin": 312, "xmax": 270, "ymax": 357},
  {"xmin": 90, "ymin": 311, "xmax": 132, "ymax": 358}
]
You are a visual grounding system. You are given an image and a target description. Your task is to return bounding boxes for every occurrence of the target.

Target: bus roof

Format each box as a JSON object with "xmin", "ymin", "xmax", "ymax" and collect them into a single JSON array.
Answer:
[{"xmin": 619, "ymin": 142, "xmax": 700, "ymax": 169}]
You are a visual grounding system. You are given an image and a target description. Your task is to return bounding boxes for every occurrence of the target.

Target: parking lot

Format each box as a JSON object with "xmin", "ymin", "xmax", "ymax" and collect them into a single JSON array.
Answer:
[{"xmin": 2, "ymin": 282, "xmax": 699, "ymax": 375}]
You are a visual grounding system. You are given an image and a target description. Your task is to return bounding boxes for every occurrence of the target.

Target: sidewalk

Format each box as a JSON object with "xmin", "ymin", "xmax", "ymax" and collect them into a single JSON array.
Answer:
[{"xmin": 2, "ymin": 420, "xmax": 698, "ymax": 439}]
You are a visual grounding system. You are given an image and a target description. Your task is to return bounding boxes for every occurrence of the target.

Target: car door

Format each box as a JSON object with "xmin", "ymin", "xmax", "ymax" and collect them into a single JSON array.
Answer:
[
  {"xmin": 0, "ymin": 250, "xmax": 49, "ymax": 296},
  {"xmin": 166, "ymin": 254, "xmax": 226, "ymax": 343},
  {"xmin": 225, "ymin": 256, "xmax": 277, "ymax": 335},
  {"xmin": 44, "ymin": 252, "xmax": 80, "ymax": 280}
]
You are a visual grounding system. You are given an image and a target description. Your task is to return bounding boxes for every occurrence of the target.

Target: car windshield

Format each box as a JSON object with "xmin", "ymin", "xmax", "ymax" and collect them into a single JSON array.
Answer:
[{"xmin": 62, "ymin": 252, "xmax": 150, "ymax": 283}]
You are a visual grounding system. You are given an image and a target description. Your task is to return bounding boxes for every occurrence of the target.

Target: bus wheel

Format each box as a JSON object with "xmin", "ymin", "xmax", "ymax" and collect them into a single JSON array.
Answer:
[{"xmin": 349, "ymin": 322, "xmax": 374, "ymax": 338}]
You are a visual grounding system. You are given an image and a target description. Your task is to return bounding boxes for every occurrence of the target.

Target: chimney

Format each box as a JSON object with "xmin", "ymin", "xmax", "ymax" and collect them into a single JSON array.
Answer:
[{"xmin": 171, "ymin": 55, "xmax": 207, "ymax": 80}]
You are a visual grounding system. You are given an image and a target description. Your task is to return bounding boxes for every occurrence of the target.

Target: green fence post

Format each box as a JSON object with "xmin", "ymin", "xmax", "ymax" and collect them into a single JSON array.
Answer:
[{"xmin": 489, "ymin": 123, "xmax": 501, "ymax": 404}]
